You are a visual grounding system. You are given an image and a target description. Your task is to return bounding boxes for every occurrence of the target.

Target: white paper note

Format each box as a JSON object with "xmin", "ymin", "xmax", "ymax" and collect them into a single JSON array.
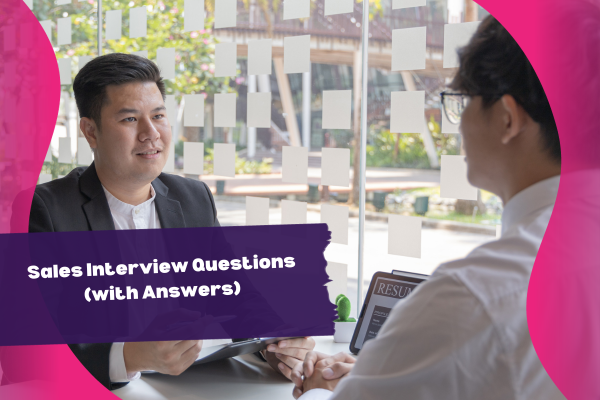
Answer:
[
  {"xmin": 130, "ymin": 7, "xmax": 147, "ymax": 39},
  {"xmin": 388, "ymin": 214, "xmax": 422, "ymax": 258},
  {"xmin": 321, "ymin": 147, "xmax": 350, "ymax": 187},
  {"xmin": 132, "ymin": 50, "xmax": 148, "ymax": 58},
  {"xmin": 183, "ymin": 142, "xmax": 204, "ymax": 175},
  {"xmin": 57, "ymin": 17, "xmax": 71, "ymax": 45},
  {"xmin": 156, "ymin": 47, "xmax": 176, "ymax": 80},
  {"xmin": 392, "ymin": 0, "xmax": 425, "ymax": 9},
  {"xmin": 24, "ymin": 0, "xmax": 33, "ymax": 10},
  {"xmin": 321, "ymin": 204, "xmax": 349, "ymax": 245},
  {"xmin": 496, "ymin": 225, "xmax": 502, "ymax": 239},
  {"xmin": 78, "ymin": 55, "xmax": 93, "ymax": 70},
  {"xmin": 441, "ymin": 102, "xmax": 460, "ymax": 134},
  {"xmin": 58, "ymin": 137, "xmax": 71, "ymax": 163},
  {"xmin": 284, "ymin": 0, "xmax": 310, "ymax": 19},
  {"xmin": 214, "ymin": 143, "xmax": 236, "ymax": 178},
  {"xmin": 184, "ymin": 0, "xmax": 205, "ymax": 32},
  {"xmin": 77, "ymin": 137, "xmax": 93, "ymax": 165},
  {"xmin": 443, "ymin": 21, "xmax": 481, "ymax": 68},
  {"xmin": 392, "ymin": 27, "xmax": 426, "ymax": 71},
  {"xmin": 246, "ymin": 196, "xmax": 269, "ymax": 226},
  {"xmin": 440, "ymin": 155, "xmax": 478, "ymax": 200},
  {"xmin": 325, "ymin": 261, "xmax": 348, "ymax": 304},
  {"xmin": 281, "ymin": 199, "xmax": 307, "ymax": 224},
  {"xmin": 45, "ymin": 147, "xmax": 52, "ymax": 162},
  {"xmin": 105, "ymin": 9, "xmax": 122, "ymax": 40},
  {"xmin": 214, "ymin": 93, "xmax": 237, "ymax": 128},
  {"xmin": 184, "ymin": 94, "xmax": 205, "ymax": 127},
  {"xmin": 390, "ymin": 91, "xmax": 425, "ymax": 133},
  {"xmin": 282, "ymin": 146, "xmax": 308, "ymax": 184},
  {"xmin": 215, "ymin": 42, "xmax": 237, "ymax": 77},
  {"xmin": 284, "ymin": 35, "xmax": 310, "ymax": 74},
  {"xmin": 322, "ymin": 90, "xmax": 351, "ymax": 130},
  {"xmin": 38, "ymin": 174, "xmax": 53, "ymax": 185},
  {"xmin": 162, "ymin": 143, "xmax": 175, "ymax": 173},
  {"xmin": 39, "ymin": 20, "xmax": 52, "ymax": 44},
  {"xmin": 324, "ymin": 0, "xmax": 353, "ymax": 16},
  {"xmin": 248, "ymin": 39, "xmax": 272, "ymax": 76},
  {"xmin": 247, "ymin": 92, "xmax": 271, "ymax": 128},
  {"xmin": 215, "ymin": 0, "xmax": 236, "ymax": 28},
  {"xmin": 58, "ymin": 58, "xmax": 71, "ymax": 85},
  {"xmin": 165, "ymin": 95, "xmax": 177, "ymax": 127}
]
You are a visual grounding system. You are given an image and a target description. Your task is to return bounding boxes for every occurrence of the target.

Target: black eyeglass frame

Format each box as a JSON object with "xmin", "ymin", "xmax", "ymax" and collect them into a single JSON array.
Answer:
[{"xmin": 440, "ymin": 91, "xmax": 471, "ymax": 125}]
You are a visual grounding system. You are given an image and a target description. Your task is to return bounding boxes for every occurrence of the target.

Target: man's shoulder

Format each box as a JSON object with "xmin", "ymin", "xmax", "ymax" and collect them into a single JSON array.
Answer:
[
  {"xmin": 155, "ymin": 173, "xmax": 211, "ymax": 196},
  {"xmin": 34, "ymin": 167, "xmax": 87, "ymax": 199},
  {"xmin": 433, "ymin": 236, "xmax": 535, "ymax": 306}
]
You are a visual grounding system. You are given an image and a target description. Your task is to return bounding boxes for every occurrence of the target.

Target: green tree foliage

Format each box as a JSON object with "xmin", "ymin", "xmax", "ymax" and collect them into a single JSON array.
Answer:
[{"xmin": 41, "ymin": 0, "xmax": 232, "ymax": 99}]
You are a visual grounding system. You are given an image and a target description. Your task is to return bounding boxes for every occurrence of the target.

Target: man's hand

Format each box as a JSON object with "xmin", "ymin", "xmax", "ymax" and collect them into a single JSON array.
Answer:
[
  {"xmin": 123, "ymin": 340, "xmax": 203, "ymax": 376},
  {"xmin": 264, "ymin": 337, "xmax": 316, "ymax": 380},
  {"xmin": 291, "ymin": 351, "xmax": 356, "ymax": 399}
]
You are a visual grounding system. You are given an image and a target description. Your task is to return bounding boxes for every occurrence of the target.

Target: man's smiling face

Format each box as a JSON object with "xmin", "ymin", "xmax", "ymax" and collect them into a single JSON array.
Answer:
[{"xmin": 89, "ymin": 81, "xmax": 171, "ymax": 186}]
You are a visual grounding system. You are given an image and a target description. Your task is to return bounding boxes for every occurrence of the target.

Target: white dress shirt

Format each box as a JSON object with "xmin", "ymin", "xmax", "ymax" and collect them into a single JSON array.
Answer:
[
  {"xmin": 103, "ymin": 184, "xmax": 160, "ymax": 383},
  {"xmin": 301, "ymin": 176, "xmax": 565, "ymax": 400}
]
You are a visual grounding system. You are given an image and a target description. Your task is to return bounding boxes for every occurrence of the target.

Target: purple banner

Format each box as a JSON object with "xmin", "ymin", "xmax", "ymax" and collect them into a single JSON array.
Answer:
[{"xmin": 0, "ymin": 223, "xmax": 335, "ymax": 346}]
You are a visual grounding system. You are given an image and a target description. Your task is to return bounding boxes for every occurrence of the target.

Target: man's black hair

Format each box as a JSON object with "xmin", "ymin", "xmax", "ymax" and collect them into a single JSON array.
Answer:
[
  {"xmin": 73, "ymin": 53, "xmax": 166, "ymax": 128},
  {"xmin": 450, "ymin": 16, "xmax": 560, "ymax": 163}
]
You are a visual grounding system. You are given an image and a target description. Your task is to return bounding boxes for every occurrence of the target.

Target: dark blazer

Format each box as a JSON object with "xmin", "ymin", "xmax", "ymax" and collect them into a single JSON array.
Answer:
[{"xmin": 28, "ymin": 162, "xmax": 220, "ymax": 390}]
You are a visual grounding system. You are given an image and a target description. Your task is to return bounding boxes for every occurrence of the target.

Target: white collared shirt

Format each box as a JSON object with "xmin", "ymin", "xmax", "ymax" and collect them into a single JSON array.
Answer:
[
  {"xmin": 301, "ymin": 176, "xmax": 565, "ymax": 400},
  {"xmin": 103, "ymin": 184, "xmax": 160, "ymax": 384}
]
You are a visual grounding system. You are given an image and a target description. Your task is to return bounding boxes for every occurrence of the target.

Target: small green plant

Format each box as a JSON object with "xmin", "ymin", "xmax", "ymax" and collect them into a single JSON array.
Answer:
[{"xmin": 334, "ymin": 294, "xmax": 356, "ymax": 323}]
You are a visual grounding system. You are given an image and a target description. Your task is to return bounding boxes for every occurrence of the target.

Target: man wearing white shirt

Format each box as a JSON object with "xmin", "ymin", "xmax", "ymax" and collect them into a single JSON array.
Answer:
[
  {"xmin": 25, "ymin": 53, "xmax": 315, "ymax": 389},
  {"xmin": 288, "ymin": 16, "xmax": 564, "ymax": 400}
]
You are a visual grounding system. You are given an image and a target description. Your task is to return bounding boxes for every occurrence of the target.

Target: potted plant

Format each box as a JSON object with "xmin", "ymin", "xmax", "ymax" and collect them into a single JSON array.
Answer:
[{"xmin": 333, "ymin": 294, "xmax": 357, "ymax": 343}]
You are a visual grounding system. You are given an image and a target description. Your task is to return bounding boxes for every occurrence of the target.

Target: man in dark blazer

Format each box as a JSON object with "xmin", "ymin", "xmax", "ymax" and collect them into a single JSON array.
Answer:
[{"xmin": 26, "ymin": 53, "xmax": 315, "ymax": 390}]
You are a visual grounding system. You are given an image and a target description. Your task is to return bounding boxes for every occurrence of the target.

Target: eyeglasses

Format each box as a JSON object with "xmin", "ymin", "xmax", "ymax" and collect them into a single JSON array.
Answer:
[{"xmin": 440, "ymin": 92, "xmax": 470, "ymax": 125}]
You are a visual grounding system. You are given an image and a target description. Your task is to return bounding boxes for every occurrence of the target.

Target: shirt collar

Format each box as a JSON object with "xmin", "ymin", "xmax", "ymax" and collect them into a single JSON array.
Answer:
[
  {"xmin": 501, "ymin": 175, "xmax": 560, "ymax": 235},
  {"xmin": 101, "ymin": 184, "xmax": 157, "ymax": 217}
]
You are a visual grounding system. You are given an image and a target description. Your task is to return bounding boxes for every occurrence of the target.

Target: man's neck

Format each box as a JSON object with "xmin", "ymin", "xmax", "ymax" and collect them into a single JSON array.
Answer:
[
  {"xmin": 96, "ymin": 169, "xmax": 153, "ymax": 206},
  {"xmin": 500, "ymin": 163, "xmax": 561, "ymax": 205}
]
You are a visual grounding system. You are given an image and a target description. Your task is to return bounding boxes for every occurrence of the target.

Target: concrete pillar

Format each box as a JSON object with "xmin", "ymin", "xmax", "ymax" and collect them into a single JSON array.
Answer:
[
  {"xmin": 302, "ymin": 68, "xmax": 311, "ymax": 148},
  {"xmin": 247, "ymin": 75, "xmax": 257, "ymax": 158}
]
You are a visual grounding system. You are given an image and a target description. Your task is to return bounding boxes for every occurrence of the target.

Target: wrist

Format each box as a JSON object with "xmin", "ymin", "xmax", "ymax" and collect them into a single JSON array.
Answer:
[{"xmin": 123, "ymin": 342, "xmax": 143, "ymax": 374}]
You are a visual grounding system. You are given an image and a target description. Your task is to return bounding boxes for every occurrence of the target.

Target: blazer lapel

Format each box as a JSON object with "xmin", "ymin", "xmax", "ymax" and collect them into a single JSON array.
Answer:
[
  {"xmin": 79, "ymin": 162, "xmax": 116, "ymax": 231},
  {"xmin": 152, "ymin": 176, "xmax": 186, "ymax": 229}
]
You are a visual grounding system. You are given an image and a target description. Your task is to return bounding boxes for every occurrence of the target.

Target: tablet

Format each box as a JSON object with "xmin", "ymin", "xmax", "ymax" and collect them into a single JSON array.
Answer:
[
  {"xmin": 349, "ymin": 270, "xmax": 428, "ymax": 355},
  {"xmin": 142, "ymin": 337, "xmax": 299, "ymax": 373}
]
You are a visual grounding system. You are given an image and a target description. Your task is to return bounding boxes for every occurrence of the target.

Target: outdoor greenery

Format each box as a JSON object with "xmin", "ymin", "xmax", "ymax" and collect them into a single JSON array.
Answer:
[
  {"xmin": 174, "ymin": 139, "xmax": 271, "ymax": 175},
  {"xmin": 384, "ymin": 186, "xmax": 503, "ymax": 226},
  {"xmin": 203, "ymin": 148, "xmax": 272, "ymax": 175},
  {"xmin": 39, "ymin": 0, "xmax": 233, "ymax": 100},
  {"xmin": 41, "ymin": 155, "xmax": 79, "ymax": 179},
  {"xmin": 364, "ymin": 117, "xmax": 460, "ymax": 169}
]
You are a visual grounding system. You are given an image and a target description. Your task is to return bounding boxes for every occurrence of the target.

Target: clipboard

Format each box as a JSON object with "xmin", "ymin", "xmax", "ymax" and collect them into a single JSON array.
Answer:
[{"xmin": 349, "ymin": 270, "xmax": 428, "ymax": 355}]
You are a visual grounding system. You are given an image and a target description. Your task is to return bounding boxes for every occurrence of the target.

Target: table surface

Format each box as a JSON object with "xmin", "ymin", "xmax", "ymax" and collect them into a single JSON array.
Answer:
[{"xmin": 114, "ymin": 336, "xmax": 349, "ymax": 400}]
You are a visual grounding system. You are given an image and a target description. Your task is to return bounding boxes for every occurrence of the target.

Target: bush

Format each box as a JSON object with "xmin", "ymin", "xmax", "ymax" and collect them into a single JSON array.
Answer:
[{"xmin": 366, "ymin": 130, "xmax": 431, "ymax": 169}]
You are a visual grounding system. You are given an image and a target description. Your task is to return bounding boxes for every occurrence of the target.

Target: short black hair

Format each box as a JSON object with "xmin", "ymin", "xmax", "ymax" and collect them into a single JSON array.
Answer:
[
  {"xmin": 450, "ymin": 16, "xmax": 560, "ymax": 163},
  {"xmin": 73, "ymin": 53, "xmax": 166, "ymax": 128}
]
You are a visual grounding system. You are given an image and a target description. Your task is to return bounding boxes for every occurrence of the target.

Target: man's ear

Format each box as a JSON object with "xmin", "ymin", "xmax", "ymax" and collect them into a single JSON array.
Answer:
[
  {"xmin": 80, "ymin": 117, "xmax": 99, "ymax": 150},
  {"xmin": 499, "ymin": 95, "xmax": 528, "ymax": 145}
]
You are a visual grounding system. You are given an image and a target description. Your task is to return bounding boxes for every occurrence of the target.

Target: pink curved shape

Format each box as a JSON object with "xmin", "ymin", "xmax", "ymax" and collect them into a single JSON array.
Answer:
[
  {"xmin": 477, "ymin": 0, "xmax": 600, "ymax": 399},
  {"xmin": 0, "ymin": 0, "xmax": 116, "ymax": 398}
]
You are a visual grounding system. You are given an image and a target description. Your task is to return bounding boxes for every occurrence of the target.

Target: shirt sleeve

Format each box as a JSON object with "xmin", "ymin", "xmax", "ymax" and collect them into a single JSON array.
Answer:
[
  {"xmin": 328, "ymin": 272, "xmax": 502, "ymax": 400},
  {"xmin": 299, "ymin": 389, "xmax": 334, "ymax": 400},
  {"xmin": 109, "ymin": 342, "xmax": 141, "ymax": 383}
]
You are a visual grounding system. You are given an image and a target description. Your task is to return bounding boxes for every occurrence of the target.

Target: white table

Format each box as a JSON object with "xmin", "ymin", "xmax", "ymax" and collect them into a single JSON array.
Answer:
[{"xmin": 114, "ymin": 336, "xmax": 349, "ymax": 400}]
